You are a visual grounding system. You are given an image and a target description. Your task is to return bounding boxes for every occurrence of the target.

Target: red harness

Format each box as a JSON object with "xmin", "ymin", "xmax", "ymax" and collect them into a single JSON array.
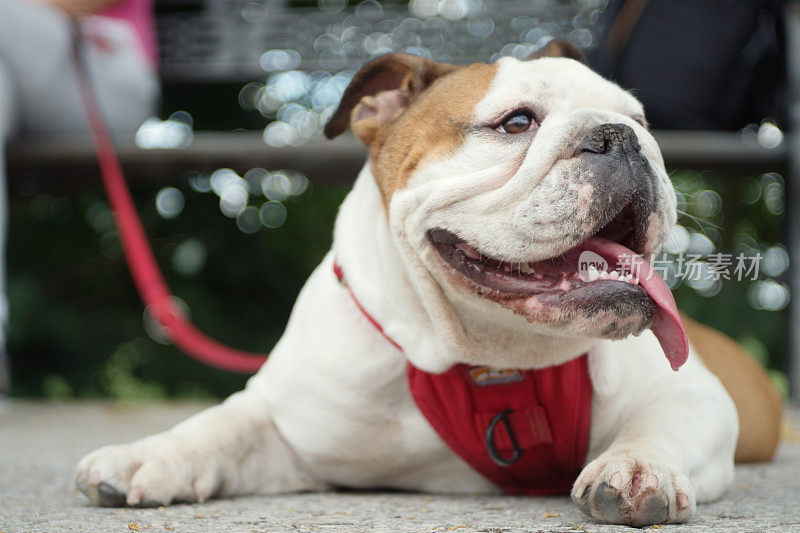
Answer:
[{"xmin": 334, "ymin": 262, "xmax": 592, "ymax": 495}]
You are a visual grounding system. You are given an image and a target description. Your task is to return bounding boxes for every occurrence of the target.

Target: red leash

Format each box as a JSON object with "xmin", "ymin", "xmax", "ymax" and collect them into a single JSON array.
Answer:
[{"xmin": 72, "ymin": 28, "xmax": 266, "ymax": 373}]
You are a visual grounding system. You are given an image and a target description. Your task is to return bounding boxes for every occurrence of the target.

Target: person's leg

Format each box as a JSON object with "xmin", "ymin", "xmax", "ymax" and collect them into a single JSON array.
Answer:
[
  {"xmin": 0, "ymin": 0, "xmax": 158, "ymax": 138},
  {"xmin": 0, "ymin": 57, "xmax": 18, "ymax": 395}
]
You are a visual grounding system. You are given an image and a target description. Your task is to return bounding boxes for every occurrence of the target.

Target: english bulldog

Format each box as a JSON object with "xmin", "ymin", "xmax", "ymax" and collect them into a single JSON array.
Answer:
[{"xmin": 76, "ymin": 40, "xmax": 782, "ymax": 526}]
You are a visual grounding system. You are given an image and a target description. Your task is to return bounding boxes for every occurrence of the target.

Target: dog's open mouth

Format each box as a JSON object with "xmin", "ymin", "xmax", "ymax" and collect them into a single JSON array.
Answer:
[{"xmin": 429, "ymin": 226, "xmax": 688, "ymax": 370}]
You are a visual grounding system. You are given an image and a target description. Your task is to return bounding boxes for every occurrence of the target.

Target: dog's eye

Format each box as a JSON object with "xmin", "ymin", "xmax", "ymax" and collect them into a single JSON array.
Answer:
[{"xmin": 497, "ymin": 112, "xmax": 537, "ymax": 134}]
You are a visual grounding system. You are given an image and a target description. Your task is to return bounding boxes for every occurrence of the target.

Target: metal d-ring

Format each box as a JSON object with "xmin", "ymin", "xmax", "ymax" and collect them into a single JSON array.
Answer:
[{"xmin": 485, "ymin": 409, "xmax": 524, "ymax": 467}]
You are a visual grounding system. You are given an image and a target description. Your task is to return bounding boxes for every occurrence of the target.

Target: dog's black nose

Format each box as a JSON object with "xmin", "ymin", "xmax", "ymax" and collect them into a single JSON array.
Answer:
[{"xmin": 579, "ymin": 123, "xmax": 641, "ymax": 155}]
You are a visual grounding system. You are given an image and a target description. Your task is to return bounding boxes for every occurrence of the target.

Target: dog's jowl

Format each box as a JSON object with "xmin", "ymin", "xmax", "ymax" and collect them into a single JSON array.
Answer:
[{"xmin": 76, "ymin": 40, "xmax": 781, "ymax": 527}]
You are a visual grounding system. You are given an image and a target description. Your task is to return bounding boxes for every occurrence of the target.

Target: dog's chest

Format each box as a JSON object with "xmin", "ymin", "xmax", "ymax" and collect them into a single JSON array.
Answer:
[{"xmin": 266, "ymin": 364, "xmax": 494, "ymax": 491}]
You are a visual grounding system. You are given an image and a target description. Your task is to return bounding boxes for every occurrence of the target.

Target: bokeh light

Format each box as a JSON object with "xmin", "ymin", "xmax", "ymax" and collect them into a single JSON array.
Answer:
[
  {"xmin": 135, "ymin": 111, "xmax": 194, "ymax": 149},
  {"xmin": 223, "ymin": 0, "xmax": 607, "ymax": 147},
  {"xmin": 172, "ymin": 238, "xmax": 207, "ymax": 277},
  {"xmin": 762, "ymin": 245, "xmax": 790, "ymax": 277},
  {"xmin": 143, "ymin": 296, "xmax": 190, "ymax": 344},
  {"xmin": 259, "ymin": 201, "xmax": 288, "ymax": 228},
  {"xmin": 155, "ymin": 187, "xmax": 185, "ymax": 219},
  {"xmin": 749, "ymin": 280, "xmax": 790, "ymax": 312},
  {"xmin": 757, "ymin": 121, "xmax": 784, "ymax": 150},
  {"xmin": 236, "ymin": 206, "xmax": 263, "ymax": 234}
]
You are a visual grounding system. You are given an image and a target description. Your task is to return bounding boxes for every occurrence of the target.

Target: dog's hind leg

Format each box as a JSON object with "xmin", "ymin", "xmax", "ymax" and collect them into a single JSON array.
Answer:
[{"xmin": 75, "ymin": 387, "xmax": 325, "ymax": 507}]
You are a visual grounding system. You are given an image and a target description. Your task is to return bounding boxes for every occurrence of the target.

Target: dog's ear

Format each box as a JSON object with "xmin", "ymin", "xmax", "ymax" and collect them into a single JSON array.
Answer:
[
  {"xmin": 526, "ymin": 39, "xmax": 587, "ymax": 64},
  {"xmin": 324, "ymin": 53, "xmax": 457, "ymax": 145}
]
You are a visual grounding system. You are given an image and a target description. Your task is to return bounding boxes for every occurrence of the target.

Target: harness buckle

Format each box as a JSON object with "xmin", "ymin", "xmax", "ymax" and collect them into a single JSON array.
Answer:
[{"xmin": 485, "ymin": 409, "xmax": 524, "ymax": 467}]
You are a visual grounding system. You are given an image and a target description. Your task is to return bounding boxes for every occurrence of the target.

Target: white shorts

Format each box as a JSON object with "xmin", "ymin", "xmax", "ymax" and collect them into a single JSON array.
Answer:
[{"xmin": 0, "ymin": 0, "xmax": 159, "ymax": 139}]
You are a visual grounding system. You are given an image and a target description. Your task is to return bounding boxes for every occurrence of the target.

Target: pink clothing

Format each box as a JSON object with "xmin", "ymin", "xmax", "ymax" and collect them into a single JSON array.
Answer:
[{"xmin": 98, "ymin": 0, "xmax": 157, "ymax": 64}]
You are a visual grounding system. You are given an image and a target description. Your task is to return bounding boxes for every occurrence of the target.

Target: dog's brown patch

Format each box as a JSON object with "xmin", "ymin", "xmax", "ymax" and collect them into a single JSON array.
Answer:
[
  {"xmin": 525, "ymin": 39, "xmax": 587, "ymax": 64},
  {"xmin": 369, "ymin": 62, "xmax": 497, "ymax": 207}
]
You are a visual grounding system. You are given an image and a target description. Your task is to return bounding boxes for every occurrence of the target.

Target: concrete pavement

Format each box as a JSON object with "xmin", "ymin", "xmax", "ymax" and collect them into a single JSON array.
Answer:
[{"xmin": 1, "ymin": 401, "xmax": 799, "ymax": 532}]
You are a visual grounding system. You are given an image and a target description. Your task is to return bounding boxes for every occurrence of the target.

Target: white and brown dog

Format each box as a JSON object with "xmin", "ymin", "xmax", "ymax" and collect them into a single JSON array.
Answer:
[{"xmin": 76, "ymin": 41, "xmax": 782, "ymax": 526}]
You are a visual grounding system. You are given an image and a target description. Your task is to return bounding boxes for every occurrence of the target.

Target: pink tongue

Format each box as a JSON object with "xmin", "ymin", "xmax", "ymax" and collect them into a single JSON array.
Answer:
[{"xmin": 582, "ymin": 237, "xmax": 689, "ymax": 371}]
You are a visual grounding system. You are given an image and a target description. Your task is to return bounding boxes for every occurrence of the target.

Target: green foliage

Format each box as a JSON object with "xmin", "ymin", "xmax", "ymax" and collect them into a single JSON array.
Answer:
[
  {"xmin": 669, "ymin": 169, "xmax": 787, "ymax": 392},
  {"xmin": 7, "ymin": 177, "xmax": 347, "ymax": 399},
  {"xmin": 41, "ymin": 373, "xmax": 73, "ymax": 400}
]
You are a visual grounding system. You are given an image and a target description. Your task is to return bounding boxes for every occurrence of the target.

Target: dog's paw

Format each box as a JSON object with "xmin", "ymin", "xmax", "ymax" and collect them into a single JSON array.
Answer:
[
  {"xmin": 75, "ymin": 438, "xmax": 215, "ymax": 507},
  {"xmin": 571, "ymin": 450, "xmax": 696, "ymax": 527}
]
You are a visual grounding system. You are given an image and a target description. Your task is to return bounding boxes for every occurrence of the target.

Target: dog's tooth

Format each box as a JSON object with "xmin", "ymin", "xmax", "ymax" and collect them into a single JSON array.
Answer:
[
  {"xmin": 455, "ymin": 243, "xmax": 482, "ymax": 260},
  {"xmin": 587, "ymin": 268, "xmax": 600, "ymax": 282}
]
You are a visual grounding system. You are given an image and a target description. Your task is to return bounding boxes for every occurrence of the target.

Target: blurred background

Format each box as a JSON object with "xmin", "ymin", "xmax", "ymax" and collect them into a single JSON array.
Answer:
[{"xmin": 4, "ymin": 0, "xmax": 794, "ymax": 400}]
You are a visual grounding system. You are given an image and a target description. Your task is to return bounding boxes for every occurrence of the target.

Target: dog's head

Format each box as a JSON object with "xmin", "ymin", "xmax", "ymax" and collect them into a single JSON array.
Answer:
[{"xmin": 326, "ymin": 41, "xmax": 687, "ymax": 371}]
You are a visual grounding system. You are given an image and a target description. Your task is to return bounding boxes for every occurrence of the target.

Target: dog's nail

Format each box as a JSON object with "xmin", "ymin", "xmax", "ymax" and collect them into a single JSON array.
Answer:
[
  {"xmin": 76, "ymin": 477, "xmax": 97, "ymax": 502},
  {"xmin": 97, "ymin": 483, "xmax": 126, "ymax": 507},
  {"xmin": 574, "ymin": 483, "xmax": 592, "ymax": 516},
  {"xmin": 677, "ymin": 492, "xmax": 690, "ymax": 510},
  {"xmin": 595, "ymin": 481, "xmax": 624, "ymax": 523},
  {"xmin": 193, "ymin": 476, "xmax": 212, "ymax": 503},
  {"xmin": 126, "ymin": 487, "xmax": 142, "ymax": 506},
  {"xmin": 631, "ymin": 491, "xmax": 669, "ymax": 527},
  {"xmin": 608, "ymin": 472, "xmax": 623, "ymax": 491},
  {"xmin": 642, "ymin": 473, "xmax": 659, "ymax": 492}
]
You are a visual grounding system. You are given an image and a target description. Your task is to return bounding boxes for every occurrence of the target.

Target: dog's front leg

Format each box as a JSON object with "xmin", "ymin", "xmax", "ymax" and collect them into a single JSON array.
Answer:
[
  {"xmin": 572, "ymin": 372, "xmax": 738, "ymax": 527},
  {"xmin": 76, "ymin": 388, "xmax": 323, "ymax": 506}
]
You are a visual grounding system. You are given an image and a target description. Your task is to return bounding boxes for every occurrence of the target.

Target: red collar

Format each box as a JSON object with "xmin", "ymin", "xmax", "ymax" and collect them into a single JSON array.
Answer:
[
  {"xmin": 334, "ymin": 260, "xmax": 592, "ymax": 495},
  {"xmin": 333, "ymin": 260, "xmax": 403, "ymax": 352}
]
